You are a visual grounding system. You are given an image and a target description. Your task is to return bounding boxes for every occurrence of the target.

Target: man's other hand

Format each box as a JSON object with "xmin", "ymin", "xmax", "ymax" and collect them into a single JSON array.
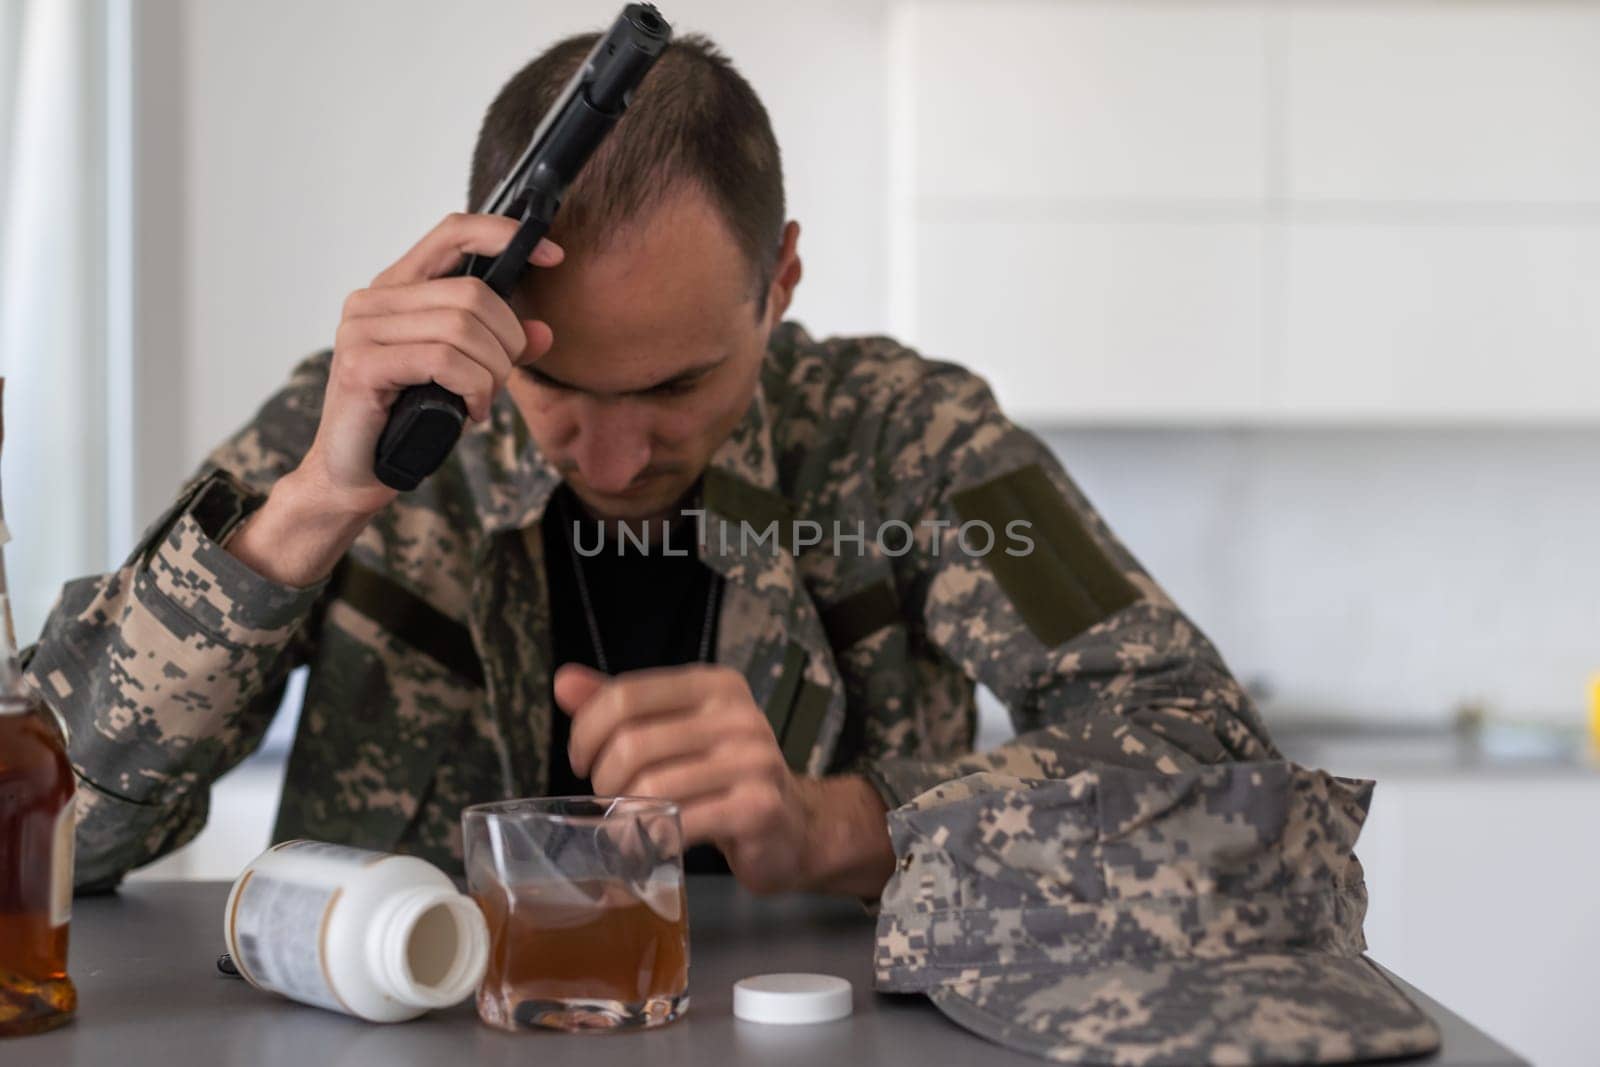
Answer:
[{"xmin": 554, "ymin": 663, "xmax": 895, "ymax": 898}]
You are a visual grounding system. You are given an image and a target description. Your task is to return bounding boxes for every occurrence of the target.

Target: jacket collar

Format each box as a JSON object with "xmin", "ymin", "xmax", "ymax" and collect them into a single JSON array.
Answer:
[{"xmin": 455, "ymin": 394, "xmax": 562, "ymax": 536}]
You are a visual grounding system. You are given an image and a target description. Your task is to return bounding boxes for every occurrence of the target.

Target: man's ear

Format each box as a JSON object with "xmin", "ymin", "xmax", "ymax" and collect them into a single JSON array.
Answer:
[{"xmin": 765, "ymin": 220, "xmax": 803, "ymax": 325}]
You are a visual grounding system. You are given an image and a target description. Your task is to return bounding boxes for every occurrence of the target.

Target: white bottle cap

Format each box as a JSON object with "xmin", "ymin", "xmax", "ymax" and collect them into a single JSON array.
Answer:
[{"xmin": 733, "ymin": 973, "xmax": 853, "ymax": 1025}]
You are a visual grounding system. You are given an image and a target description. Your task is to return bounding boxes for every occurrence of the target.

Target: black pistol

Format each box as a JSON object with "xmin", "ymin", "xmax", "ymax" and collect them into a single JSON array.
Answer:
[{"xmin": 373, "ymin": 3, "xmax": 672, "ymax": 491}]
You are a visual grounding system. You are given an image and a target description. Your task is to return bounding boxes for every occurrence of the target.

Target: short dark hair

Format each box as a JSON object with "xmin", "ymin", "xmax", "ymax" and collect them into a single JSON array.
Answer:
[{"xmin": 469, "ymin": 32, "xmax": 785, "ymax": 310}]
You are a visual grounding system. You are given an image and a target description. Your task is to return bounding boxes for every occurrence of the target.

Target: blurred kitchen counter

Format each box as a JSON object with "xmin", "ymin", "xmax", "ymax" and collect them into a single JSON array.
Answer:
[{"xmin": 1271, "ymin": 716, "xmax": 1599, "ymax": 780}]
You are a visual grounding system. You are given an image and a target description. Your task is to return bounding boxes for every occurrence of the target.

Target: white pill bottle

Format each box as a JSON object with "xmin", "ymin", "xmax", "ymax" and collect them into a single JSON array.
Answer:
[{"xmin": 224, "ymin": 839, "xmax": 489, "ymax": 1022}]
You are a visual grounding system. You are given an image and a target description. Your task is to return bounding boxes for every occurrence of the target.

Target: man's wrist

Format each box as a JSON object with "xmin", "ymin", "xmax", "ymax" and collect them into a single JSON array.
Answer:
[
  {"xmin": 224, "ymin": 468, "xmax": 378, "ymax": 588},
  {"xmin": 797, "ymin": 774, "xmax": 896, "ymax": 900}
]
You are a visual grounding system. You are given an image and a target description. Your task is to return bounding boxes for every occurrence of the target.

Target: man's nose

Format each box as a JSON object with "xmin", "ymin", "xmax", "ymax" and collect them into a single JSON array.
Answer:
[{"xmin": 571, "ymin": 402, "xmax": 651, "ymax": 493}]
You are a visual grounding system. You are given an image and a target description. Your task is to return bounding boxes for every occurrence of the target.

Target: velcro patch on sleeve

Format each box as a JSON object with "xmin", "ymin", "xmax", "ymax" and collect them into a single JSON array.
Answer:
[
  {"xmin": 950, "ymin": 463, "xmax": 1140, "ymax": 648},
  {"xmin": 189, "ymin": 469, "xmax": 263, "ymax": 543},
  {"xmin": 333, "ymin": 559, "xmax": 484, "ymax": 686}
]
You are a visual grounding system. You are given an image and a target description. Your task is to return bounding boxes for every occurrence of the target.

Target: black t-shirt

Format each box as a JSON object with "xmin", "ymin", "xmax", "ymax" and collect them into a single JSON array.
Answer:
[{"xmin": 541, "ymin": 484, "xmax": 729, "ymax": 873}]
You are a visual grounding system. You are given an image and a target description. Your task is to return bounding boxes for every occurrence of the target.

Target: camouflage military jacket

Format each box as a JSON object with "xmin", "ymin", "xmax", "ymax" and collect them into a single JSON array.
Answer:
[{"xmin": 27, "ymin": 322, "xmax": 1279, "ymax": 890}]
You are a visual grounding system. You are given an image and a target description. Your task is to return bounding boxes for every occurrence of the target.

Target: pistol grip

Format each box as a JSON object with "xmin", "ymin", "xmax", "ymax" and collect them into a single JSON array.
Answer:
[
  {"xmin": 372, "ymin": 214, "xmax": 552, "ymax": 491},
  {"xmin": 373, "ymin": 384, "xmax": 468, "ymax": 492}
]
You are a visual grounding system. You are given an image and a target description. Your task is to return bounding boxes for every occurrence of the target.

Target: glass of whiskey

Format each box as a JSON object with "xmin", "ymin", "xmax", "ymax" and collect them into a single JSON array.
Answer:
[{"xmin": 463, "ymin": 796, "xmax": 688, "ymax": 1032}]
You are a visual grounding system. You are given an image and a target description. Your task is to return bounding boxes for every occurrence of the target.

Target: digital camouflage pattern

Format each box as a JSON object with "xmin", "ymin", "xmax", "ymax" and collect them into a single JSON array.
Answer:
[
  {"xmin": 25, "ymin": 322, "xmax": 1279, "ymax": 890},
  {"xmin": 875, "ymin": 763, "xmax": 1441, "ymax": 1065}
]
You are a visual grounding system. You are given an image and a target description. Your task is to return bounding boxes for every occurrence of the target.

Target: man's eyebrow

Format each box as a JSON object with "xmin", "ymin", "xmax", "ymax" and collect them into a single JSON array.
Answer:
[{"xmin": 524, "ymin": 354, "xmax": 727, "ymax": 396}]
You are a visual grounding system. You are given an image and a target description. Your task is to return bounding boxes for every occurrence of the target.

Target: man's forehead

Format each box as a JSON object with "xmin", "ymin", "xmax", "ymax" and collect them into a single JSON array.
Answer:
[
  {"xmin": 520, "ymin": 186, "xmax": 758, "ymax": 391},
  {"xmin": 529, "ymin": 309, "xmax": 736, "ymax": 394},
  {"xmin": 527, "ymin": 347, "xmax": 729, "ymax": 395},
  {"xmin": 527, "ymin": 274, "xmax": 748, "ymax": 392},
  {"xmin": 537, "ymin": 183, "xmax": 751, "ymax": 300}
]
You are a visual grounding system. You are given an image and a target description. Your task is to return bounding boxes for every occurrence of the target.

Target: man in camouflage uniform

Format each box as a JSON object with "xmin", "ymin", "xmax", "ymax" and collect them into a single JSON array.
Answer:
[{"xmin": 27, "ymin": 33, "xmax": 1278, "ymax": 896}]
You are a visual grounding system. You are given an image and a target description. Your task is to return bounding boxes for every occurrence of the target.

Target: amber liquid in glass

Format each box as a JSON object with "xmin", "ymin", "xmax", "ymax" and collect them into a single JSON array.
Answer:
[
  {"xmin": 0, "ymin": 700, "xmax": 77, "ymax": 1037},
  {"xmin": 475, "ymin": 878, "xmax": 688, "ymax": 1031}
]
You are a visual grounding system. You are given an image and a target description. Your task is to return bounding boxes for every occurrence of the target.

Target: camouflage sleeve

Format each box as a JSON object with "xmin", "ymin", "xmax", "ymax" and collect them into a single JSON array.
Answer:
[
  {"xmin": 860, "ymin": 357, "xmax": 1280, "ymax": 808},
  {"xmin": 22, "ymin": 352, "xmax": 333, "ymax": 891}
]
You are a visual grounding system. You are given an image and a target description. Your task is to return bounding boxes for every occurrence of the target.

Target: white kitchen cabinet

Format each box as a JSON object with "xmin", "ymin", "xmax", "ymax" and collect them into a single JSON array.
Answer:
[
  {"xmin": 1277, "ymin": 3, "xmax": 1600, "ymax": 421},
  {"xmin": 913, "ymin": 217, "xmax": 1267, "ymax": 422},
  {"xmin": 1281, "ymin": 221, "xmax": 1600, "ymax": 418},
  {"xmin": 1285, "ymin": 6, "xmax": 1600, "ymax": 204},
  {"xmin": 905, "ymin": 1, "xmax": 1267, "ymax": 203},
  {"xmin": 892, "ymin": 0, "xmax": 1270, "ymax": 421},
  {"xmin": 890, "ymin": 0, "xmax": 1600, "ymax": 425}
]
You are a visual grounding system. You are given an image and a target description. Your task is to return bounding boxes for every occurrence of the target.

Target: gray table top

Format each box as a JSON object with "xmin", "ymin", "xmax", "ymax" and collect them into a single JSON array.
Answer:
[{"xmin": 14, "ymin": 878, "xmax": 1525, "ymax": 1067}]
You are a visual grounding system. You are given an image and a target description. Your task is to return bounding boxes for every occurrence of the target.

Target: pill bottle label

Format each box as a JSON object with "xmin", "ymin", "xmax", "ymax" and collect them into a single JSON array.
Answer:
[{"xmin": 231, "ymin": 873, "xmax": 347, "ymax": 1013}]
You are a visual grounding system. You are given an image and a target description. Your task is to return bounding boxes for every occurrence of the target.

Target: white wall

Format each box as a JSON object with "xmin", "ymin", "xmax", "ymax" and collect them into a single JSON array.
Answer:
[{"xmin": 1047, "ymin": 426, "xmax": 1600, "ymax": 725}]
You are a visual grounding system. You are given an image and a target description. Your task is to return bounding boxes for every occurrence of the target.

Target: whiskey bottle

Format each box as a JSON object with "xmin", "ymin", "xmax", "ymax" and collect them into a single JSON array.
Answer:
[{"xmin": 0, "ymin": 378, "xmax": 77, "ymax": 1037}]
